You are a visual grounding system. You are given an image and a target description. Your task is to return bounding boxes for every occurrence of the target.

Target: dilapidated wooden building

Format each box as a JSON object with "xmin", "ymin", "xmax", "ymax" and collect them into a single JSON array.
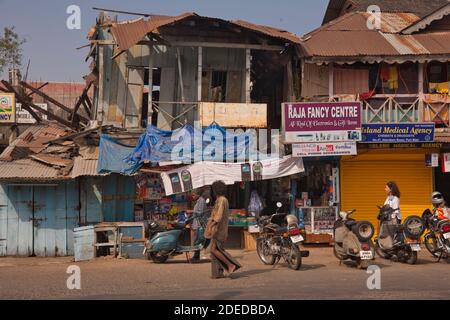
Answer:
[{"xmin": 87, "ymin": 12, "xmax": 302, "ymax": 131}]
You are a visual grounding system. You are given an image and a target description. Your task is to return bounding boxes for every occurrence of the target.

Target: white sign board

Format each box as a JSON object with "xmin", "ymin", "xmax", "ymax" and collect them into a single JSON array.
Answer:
[
  {"xmin": 16, "ymin": 103, "xmax": 48, "ymax": 124},
  {"xmin": 292, "ymin": 142, "xmax": 357, "ymax": 157},
  {"xmin": 443, "ymin": 153, "xmax": 450, "ymax": 173}
]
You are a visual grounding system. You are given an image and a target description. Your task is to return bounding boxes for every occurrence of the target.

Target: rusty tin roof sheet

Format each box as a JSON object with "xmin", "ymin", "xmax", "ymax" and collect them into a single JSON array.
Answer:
[
  {"xmin": 0, "ymin": 125, "xmax": 72, "ymax": 161},
  {"xmin": 109, "ymin": 12, "xmax": 301, "ymax": 52},
  {"xmin": 0, "ymin": 159, "xmax": 69, "ymax": 181},
  {"xmin": 301, "ymin": 11, "xmax": 450, "ymax": 63}
]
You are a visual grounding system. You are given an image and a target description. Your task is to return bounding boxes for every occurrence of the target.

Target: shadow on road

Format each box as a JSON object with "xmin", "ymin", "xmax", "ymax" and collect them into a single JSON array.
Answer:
[
  {"xmin": 212, "ymin": 291, "xmax": 242, "ymax": 300},
  {"xmin": 229, "ymin": 268, "xmax": 276, "ymax": 279},
  {"xmin": 341, "ymin": 260, "xmax": 392, "ymax": 269}
]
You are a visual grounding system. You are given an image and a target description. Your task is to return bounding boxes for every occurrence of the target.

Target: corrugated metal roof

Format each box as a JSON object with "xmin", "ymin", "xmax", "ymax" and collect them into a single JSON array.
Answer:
[
  {"xmin": 381, "ymin": 33, "xmax": 430, "ymax": 55},
  {"xmin": 323, "ymin": 0, "xmax": 450, "ymax": 25},
  {"xmin": 232, "ymin": 20, "xmax": 301, "ymax": 44},
  {"xmin": 301, "ymin": 11, "xmax": 450, "ymax": 63},
  {"xmin": 109, "ymin": 12, "xmax": 301, "ymax": 52},
  {"xmin": 0, "ymin": 125, "xmax": 72, "ymax": 161},
  {"xmin": 0, "ymin": 159, "xmax": 68, "ymax": 181},
  {"xmin": 71, "ymin": 157, "xmax": 107, "ymax": 178}
]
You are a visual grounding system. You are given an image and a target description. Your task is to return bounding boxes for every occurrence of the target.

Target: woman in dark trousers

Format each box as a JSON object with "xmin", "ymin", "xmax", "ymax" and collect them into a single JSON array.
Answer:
[{"xmin": 205, "ymin": 181, "xmax": 241, "ymax": 278}]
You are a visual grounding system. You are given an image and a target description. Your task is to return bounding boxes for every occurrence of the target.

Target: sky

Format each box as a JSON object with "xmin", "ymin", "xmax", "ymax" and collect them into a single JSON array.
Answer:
[{"xmin": 0, "ymin": 0, "xmax": 329, "ymax": 82}]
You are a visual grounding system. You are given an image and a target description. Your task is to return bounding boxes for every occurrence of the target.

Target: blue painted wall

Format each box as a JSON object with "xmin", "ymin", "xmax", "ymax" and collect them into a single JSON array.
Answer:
[{"xmin": 0, "ymin": 174, "xmax": 136, "ymax": 257}]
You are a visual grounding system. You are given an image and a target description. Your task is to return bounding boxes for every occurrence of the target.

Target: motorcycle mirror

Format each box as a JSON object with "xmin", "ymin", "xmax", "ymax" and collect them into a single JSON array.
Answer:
[{"xmin": 276, "ymin": 202, "xmax": 283, "ymax": 208}]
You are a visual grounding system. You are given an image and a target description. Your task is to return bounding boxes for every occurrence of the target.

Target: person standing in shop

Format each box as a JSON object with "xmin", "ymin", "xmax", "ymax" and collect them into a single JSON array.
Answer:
[
  {"xmin": 204, "ymin": 181, "xmax": 241, "ymax": 278},
  {"xmin": 189, "ymin": 187, "xmax": 210, "ymax": 262},
  {"xmin": 384, "ymin": 181, "xmax": 402, "ymax": 224}
]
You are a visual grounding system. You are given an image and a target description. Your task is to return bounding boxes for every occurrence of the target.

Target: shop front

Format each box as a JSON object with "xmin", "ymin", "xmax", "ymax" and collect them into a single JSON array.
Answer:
[
  {"xmin": 290, "ymin": 158, "xmax": 340, "ymax": 244},
  {"xmin": 282, "ymin": 101, "xmax": 363, "ymax": 244},
  {"xmin": 340, "ymin": 146, "xmax": 438, "ymax": 228}
]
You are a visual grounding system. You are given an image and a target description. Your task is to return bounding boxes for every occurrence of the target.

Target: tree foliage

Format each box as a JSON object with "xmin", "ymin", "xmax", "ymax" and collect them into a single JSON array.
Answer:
[{"xmin": 0, "ymin": 26, "xmax": 26, "ymax": 73}]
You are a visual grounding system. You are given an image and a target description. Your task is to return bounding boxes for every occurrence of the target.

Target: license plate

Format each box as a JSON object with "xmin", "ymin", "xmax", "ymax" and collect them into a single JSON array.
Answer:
[
  {"xmin": 410, "ymin": 244, "xmax": 421, "ymax": 251},
  {"xmin": 360, "ymin": 251, "xmax": 373, "ymax": 260},
  {"xmin": 290, "ymin": 235, "xmax": 304, "ymax": 243},
  {"xmin": 444, "ymin": 232, "xmax": 450, "ymax": 240}
]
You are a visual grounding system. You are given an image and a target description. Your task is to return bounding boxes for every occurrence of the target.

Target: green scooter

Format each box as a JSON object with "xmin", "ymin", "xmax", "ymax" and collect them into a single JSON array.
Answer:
[{"xmin": 143, "ymin": 212, "xmax": 210, "ymax": 263}]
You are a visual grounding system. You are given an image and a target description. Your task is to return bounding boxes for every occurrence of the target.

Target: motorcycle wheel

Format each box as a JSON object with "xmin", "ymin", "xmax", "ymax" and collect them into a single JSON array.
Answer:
[
  {"xmin": 286, "ymin": 243, "xmax": 302, "ymax": 270},
  {"xmin": 375, "ymin": 241, "xmax": 392, "ymax": 260},
  {"xmin": 256, "ymin": 238, "xmax": 276, "ymax": 265},
  {"xmin": 333, "ymin": 245, "xmax": 348, "ymax": 260},
  {"xmin": 405, "ymin": 250, "xmax": 418, "ymax": 265},
  {"xmin": 424, "ymin": 232, "xmax": 441, "ymax": 259},
  {"xmin": 148, "ymin": 252, "xmax": 169, "ymax": 264}
]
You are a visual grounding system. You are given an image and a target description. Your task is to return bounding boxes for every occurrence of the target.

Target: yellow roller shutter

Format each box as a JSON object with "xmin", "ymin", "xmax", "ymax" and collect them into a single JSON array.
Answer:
[{"xmin": 340, "ymin": 151, "xmax": 433, "ymax": 228}]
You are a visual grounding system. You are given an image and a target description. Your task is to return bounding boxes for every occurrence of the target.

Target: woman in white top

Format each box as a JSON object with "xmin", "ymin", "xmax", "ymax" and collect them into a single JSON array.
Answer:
[{"xmin": 384, "ymin": 181, "xmax": 402, "ymax": 224}]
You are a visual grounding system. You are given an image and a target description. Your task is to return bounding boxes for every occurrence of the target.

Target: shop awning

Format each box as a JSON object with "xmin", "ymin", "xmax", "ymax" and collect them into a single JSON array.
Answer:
[{"xmin": 160, "ymin": 155, "xmax": 304, "ymax": 195}]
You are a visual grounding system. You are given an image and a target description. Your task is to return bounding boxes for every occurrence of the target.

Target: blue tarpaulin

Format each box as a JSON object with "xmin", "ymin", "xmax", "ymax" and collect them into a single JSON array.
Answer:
[
  {"xmin": 97, "ymin": 135, "xmax": 142, "ymax": 175},
  {"xmin": 124, "ymin": 123, "xmax": 263, "ymax": 165}
]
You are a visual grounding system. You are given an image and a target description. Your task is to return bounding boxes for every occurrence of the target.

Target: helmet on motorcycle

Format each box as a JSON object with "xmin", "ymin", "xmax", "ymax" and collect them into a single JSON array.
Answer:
[
  {"xmin": 431, "ymin": 191, "xmax": 445, "ymax": 205},
  {"xmin": 286, "ymin": 214, "xmax": 298, "ymax": 225}
]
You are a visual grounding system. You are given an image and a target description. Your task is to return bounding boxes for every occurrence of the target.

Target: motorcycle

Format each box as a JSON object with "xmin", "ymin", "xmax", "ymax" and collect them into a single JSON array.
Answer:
[
  {"xmin": 375, "ymin": 205, "xmax": 425, "ymax": 264},
  {"xmin": 256, "ymin": 202, "xmax": 309, "ymax": 270},
  {"xmin": 422, "ymin": 208, "xmax": 450, "ymax": 263},
  {"xmin": 333, "ymin": 209, "xmax": 375, "ymax": 269},
  {"xmin": 143, "ymin": 210, "xmax": 210, "ymax": 264}
]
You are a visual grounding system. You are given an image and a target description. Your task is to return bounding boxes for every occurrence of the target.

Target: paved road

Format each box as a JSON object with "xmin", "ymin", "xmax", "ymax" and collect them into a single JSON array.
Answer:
[{"xmin": 0, "ymin": 246, "xmax": 449, "ymax": 300}]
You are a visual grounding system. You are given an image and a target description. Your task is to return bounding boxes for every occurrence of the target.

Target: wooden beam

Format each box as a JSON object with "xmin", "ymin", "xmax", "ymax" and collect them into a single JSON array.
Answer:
[
  {"xmin": 245, "ymin": 48, "xmax": 251, "ymax": 103},
  {"xmin": 169, "ymin": 41, "xmax": 283, "ymax": 51},
  {"xmin": 20, "ymin": 81, "xmax": 90, "ymax": 123},
  {"xmin": 97, "ymin": 45, "xmax": 105, "ymax": 122},
  {"xmin": 26, "ymin": 82, "xmax": 49, "ymax": 98},
  {"xmin": 176, "ymin": 48, "xmax": 185, "ymax": 102},
  {"xmin": 147, "ymin": 45, "xmax": 153, "ymax": 125},
  {"xmin": 197, "ymin": 46, "xmax": 202, "ymax": 102},
  {"xmin": 3, "ymin": 83, "xmax": 75, "ymax": 128},
  {"xmin": 328, "ymin": 63, "xmax": 334, "ymax": 100},
  {"xmin": 1, "ymin": 80, "xmax": 43, "ymax": 123}
]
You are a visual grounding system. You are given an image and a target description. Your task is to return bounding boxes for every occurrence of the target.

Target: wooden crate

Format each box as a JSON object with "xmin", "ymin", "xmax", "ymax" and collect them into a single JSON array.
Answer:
[
  {"xmin": 243, "ymin": 231, "xmax": 258, "ymax": 250},
  {"xmin": 304, "ymin": 233, "xmax": 333, "ymax": 245}
]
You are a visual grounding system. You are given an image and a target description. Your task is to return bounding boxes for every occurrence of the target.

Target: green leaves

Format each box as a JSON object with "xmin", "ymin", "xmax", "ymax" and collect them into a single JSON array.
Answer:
[{"xmin": 0, "ymin": 26, "xmax": 26, "ymax": 74}]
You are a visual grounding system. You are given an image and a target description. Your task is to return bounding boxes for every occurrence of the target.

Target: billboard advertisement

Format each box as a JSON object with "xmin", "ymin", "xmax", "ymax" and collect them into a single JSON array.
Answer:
[{"xmin": 282, "ymin": 102, "xmax": 362, "ymax": 143}]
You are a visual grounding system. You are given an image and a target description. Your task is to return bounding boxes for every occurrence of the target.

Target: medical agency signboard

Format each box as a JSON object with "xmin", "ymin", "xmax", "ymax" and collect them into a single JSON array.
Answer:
[
  {"xmin": 282, "ymin": 102, "xmax": 362, "ymax": 143},
  {"xmin": 361, "ymin": 123, "xmax": 435, "ymax": 143}
]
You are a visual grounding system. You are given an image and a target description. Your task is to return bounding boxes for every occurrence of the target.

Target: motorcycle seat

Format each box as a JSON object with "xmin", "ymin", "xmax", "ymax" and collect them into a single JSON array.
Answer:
[
  {"xmin": 345, "ymin": 221, "xmax": 357, "ymax": 228},
  {"xmin": 170, "ymin": 222, "xmax": 186, "ymax": 230}
]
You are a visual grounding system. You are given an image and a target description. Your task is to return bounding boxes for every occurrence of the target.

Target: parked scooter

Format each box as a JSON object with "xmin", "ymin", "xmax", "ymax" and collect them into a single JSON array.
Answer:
[
  {"xmin": 143, "ymin": 204, "xmax": 210, "ymax": 264},
  {"xmin": 333, "ymin": 209, "xmax": 375, "ymax": 269},
  {"xmin": 256, "ymin": 202, "xmax": 309, "ymax": 270},
  {"xmin": 375, "ymin": 205, "xmax": 425, "ymax": 264},
  {"xmin": 422, "ymin": 209, "xmax": 450, "ymax": 263}
]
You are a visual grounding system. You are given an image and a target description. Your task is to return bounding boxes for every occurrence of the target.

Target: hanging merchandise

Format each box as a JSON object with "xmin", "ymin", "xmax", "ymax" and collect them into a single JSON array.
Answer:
[
  {"xmin": 388, "ymin": 66, "xmax": 399, "ymax": 90},
  {"xmin": 160, "ymin": 155, "xmax": 304, "ymax": 196}
]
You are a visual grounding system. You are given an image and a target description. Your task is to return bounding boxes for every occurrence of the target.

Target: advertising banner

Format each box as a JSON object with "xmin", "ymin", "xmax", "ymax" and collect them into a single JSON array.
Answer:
[
  {"xmin": 361, "ymin": 123, "xmax": 435, "ymax": 143},
  {"xmin": 0, "ymin": 93, "xmax": 16, "ymax": 123},
  {"xmin": 282, "ymin": 102, "xmax": 362, "ymax": 143},
  {"xmin": 160, "ymin": 155, "xmax": 304, "ymax": 195},
  {"xmin": 292, "ymin": 142, "xmax": 357, "ymax": 157}
]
